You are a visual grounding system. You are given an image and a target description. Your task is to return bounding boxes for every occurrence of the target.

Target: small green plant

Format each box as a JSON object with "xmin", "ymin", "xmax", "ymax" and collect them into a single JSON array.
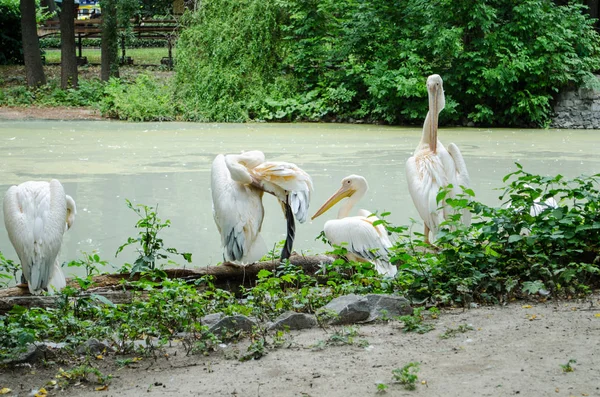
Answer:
[
  {"xmin": 398, "ymin": 307, "xmax": 435, "ymax": 334},
  {"xmin": 376, "ymin": 382, "xmax": 389, "ymax": 393},
  {"xmin": 560, "ymin": 359, "xmax": 577, "ymax": 373},
  {"xmin": 439, "ymin": 323, "xmax": 474, "ymax": 339},
  {"xmin": 392, "ymin": 362, "xmax": 420, "ymax": 390},
  {"xmin": 116, "ymin": 199, "xmax": 192, "ymax": 274},
  {"xmin": 0, "ymin": 251, "xmax": 20, "ymax": 286},
  {"xmin": 260, "ymin": 239, "xmax": 285, "ymax": 262}
]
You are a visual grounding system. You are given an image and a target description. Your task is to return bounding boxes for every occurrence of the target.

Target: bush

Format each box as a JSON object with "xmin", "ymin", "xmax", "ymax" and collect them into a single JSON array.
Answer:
[
  {"xmin": 173, "ymin": 0, "xmax": 600, "ymax": 125},
  {"xmin": 175, "ymin": 0, "xmax": 290, "ymax": 122},
  {"xmin": 100, "ymin": 74, "xmax": 177, "ymax": 121},
  {"xmin": 0, "ymin": 0, "xmax": 23, "ymax": 65}
]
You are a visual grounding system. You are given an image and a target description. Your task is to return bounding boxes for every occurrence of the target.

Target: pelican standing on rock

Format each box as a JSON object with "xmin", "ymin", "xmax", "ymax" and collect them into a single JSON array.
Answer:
[
  {"xmin": 311, "ymin": 175, "xmax": 397, "ymax": 277},
  {"xmin": 406, "ymin": 74, "xmax": 471, "ymax": 244},
  {"xmin": 3, "ymin": 179, "xmax": 76, "ymax": 295},
  {"xmin": 211, "ymin": 150, "xmax": 313, "ymax": 264}
]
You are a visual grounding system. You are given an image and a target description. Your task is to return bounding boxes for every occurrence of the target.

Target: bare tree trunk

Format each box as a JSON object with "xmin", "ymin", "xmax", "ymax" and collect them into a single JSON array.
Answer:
[
  {"xmin": 60, "ymin": 0, "xmax": 77, "ymax": 88},
  {"xmin": 100, "ymin": 0, "xmax": 119, "ymax": 81},
  {"xmin": 20, "ymin": 0, "xmax": 46, "ymax": 87}
]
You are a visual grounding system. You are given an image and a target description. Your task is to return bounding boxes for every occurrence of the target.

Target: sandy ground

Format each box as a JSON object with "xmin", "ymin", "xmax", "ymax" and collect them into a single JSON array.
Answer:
[{"xmin": 1, "ymin": 295, "xmax": 599, "ymax": 397}]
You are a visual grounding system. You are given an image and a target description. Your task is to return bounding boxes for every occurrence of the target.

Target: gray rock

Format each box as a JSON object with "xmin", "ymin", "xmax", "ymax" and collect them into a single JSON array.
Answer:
[
  {"xmin": 319, "ymin": 294, "xmax": 371, "ymax": 324},
  {"xmin": 268, "ymin": 311, "xmax": 317, "ymax": 331},
  {"xmin": 208, "ymin": 315, "xmax": 257, "ymax": 335},
  {"xmin": 318, "ymin": 294, "xmax": 413, "ymax": 325},
  {"xmin": 363, "ymin": 294, "xmax": 412, "ymax": 322},
  {"xmin": 1, "ymin": 344, "xmax": 46, "ymax": 365},
  {"xmin": 76, "ymin": 338, "xmax": 113, "ymax": 355},
  {"xmin": 201, "ymin": 312, "xmax": 224, "ymax": 328}
]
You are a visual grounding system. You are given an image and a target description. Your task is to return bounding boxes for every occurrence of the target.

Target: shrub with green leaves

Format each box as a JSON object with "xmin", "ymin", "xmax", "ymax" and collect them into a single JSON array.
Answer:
[
  {"xmin": 100, "ymin": 74, "xmax": 177, "ymax": 121},
  {"xmin": 0, "ymin": 0, "xmax": 23, "ymax": 65},
  {"xmin": 172, "ymin": 0, "xmax": 599, "ymax": 125},
  {"xmin": 175, "ymin": 0, "xmax": 291, "ymax": 122}
]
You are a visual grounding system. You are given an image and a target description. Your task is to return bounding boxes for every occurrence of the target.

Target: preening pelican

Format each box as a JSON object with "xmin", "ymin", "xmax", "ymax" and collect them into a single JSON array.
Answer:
[
  {"xmin": 211, "ymin": 150, "xmax": 313, "ymax": 264},
  {"xmin": 311, "ymin": 175, "xmax": 397, "ymax": 277},
  {"xmin": 406, "ymin": 74, "xmax": 471, "ymax": 244},
  {"xmin": 3, "ymin": 179, "xmax": 76, "ymax": 295}
]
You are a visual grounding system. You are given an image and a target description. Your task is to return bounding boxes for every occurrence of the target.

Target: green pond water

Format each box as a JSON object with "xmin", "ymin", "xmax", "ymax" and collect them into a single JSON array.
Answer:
[{"xmin": 0, "ymin": 120, "xmax": 598, "ymax": 278}]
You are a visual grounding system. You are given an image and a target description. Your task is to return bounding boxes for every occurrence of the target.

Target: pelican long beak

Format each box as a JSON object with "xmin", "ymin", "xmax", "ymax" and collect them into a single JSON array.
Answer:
[
  {"xmin": 311, "ymin": 184, "xmax": 355, "ymax": 220},
  {"xmin": 429, "ymin": 86, "xmax": 438, "ymax": 153}
]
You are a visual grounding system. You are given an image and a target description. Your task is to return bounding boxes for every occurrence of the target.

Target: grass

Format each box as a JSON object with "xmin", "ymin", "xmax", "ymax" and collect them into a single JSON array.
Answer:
[{"xmin": 44, "ymin": 47, "xmax": 175, "ymax": 65}]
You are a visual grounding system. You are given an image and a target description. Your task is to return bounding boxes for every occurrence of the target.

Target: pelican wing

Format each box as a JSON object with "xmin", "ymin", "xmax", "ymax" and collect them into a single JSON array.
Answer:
[
  {"xmin": 211, "ymin": 154, "xmax": 266, "ymax": 263},
  {"xmin": 405, "ymin": 153, "xmax": 446, "ymax": 240},
  {"xmin": 251, "ymin": 161, "xmax": 313, "ymax": 223},
  {"xmin": 530, "ymin": 197, "xmax": 558, "ymax": 216},
  {"xmin": 324, "ymin": 216, "xmax": 396, "ymax": 276},
  {"xmin": 3, "ymin": 180, "xmax": 67, "ymax": 294},
  {"xmin": 447, "ymin": 142, "xmax": 472, "ymax": 226},
  {"xmin": 447, "ymin": 143, "xmax": 470, "ymax": 189}
]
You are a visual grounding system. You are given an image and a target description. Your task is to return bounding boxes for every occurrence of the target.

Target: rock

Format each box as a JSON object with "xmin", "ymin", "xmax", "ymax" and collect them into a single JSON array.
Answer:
[
  {"xmin": 268, "ymin": 312, "xmax": 317, "ymax": 331},
  {"xmin": 466, "ymin": 121, "xmax": 475, "ymax": 127},
  {"xmin": 553, "ymin": 77, "xmax": 600, "ymax": 129},
  {"xmin": 318, "ymin": 294, "xmax": 371, "ymax": 324},
  {"xmin": 208, "ymin": 315, "xmax": 257, "ymax": 335},
  {"xmin": 76, "ymin": 338, "xmax": 113, "ymax": 355},
  {"xmin": 0, "ymin": 344, "xmax": 46, "ymax": 365},
  {"xmin": 201, "ymin": 312, "xmax": 224, "ymax": 328},
  {"xmin": 318, "ymin": 294, "xmax": 413, "ymax": 325},
  {"xmin": 363, "ymin": 294, "xmax": 412, "ymax": 322}
]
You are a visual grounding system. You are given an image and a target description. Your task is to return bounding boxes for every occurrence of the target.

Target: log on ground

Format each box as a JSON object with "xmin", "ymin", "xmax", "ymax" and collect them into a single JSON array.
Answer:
[{"xmin": 0, "ymin": 254, "xmax": 336, "ymax": 313}]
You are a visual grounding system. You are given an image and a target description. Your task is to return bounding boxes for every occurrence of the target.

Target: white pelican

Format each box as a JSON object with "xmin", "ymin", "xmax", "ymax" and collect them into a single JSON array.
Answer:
[
  {"xmin": 311, "ymin": 175, "xmax": 397, "ymax": 277},
  {"xmin": 406, "ymin": 74, "xmax": 471, "ymax": 244},
  {"xmin": 211, "ymin": 150, "xmax": 313, "ymax": 264},
  {"xmin": 3, "ymin": 179, "xmax": 76, "ymax": 295},
  {"xmin": 506, "ymin": 185, "xmax": 558, "ymax": 235}
]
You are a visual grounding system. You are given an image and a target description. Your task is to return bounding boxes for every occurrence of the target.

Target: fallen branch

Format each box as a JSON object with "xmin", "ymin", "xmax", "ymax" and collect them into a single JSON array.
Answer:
[{"xmin": 0, "ymin": 254, "xmax": 336, "ymax": 313}]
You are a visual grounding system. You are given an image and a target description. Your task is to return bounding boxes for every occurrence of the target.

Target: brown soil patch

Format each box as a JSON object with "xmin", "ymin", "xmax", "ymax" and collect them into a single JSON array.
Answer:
[{"xmin": 0, "ymin": 106, "xmax": 103, "ymax": 121}]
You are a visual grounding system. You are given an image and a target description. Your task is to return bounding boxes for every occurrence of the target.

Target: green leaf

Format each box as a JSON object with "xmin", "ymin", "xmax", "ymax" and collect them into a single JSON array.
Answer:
[
  {"xmin": 91, "ymin": 294, "xmax": 117, "ymax": 307},
  {"xmin": 508, "ymin": 234, "xmax": 522, "ymax": 243}
]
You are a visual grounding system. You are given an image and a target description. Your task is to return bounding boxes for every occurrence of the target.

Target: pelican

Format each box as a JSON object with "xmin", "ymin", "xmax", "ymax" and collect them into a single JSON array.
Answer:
[
  {"xmin": 311, "ymin": 175, "xmax": 397, "ymax": 277},
  {"xmin": 506, "ymin": 185, "xmax": 558, "ymax": 235},
  {"xmin": 211, "ymin": 150, "xmax": 313, "ymax": 264},
  {"xmin": 3, "ymin": 179, "xmax": 76, "ymax": 295},
  {"xmin": 406, "ymin": 74, "xmax": 471, "ymax": 244}
]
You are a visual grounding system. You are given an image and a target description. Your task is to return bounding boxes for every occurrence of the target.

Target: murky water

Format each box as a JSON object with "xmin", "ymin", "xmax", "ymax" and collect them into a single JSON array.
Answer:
[{"xmin": 0, "ymin": 120, "xmax": 598, "ymax": 278}]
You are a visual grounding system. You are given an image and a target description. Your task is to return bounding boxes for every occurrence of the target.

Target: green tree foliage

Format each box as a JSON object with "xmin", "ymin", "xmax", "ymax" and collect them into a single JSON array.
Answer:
[
  {"xmin": 0, "ymin": 0, "xmax": 23, "ymax": 65},
  {"xmin": 175, "ymin": 0, "xmax": 289, "ymax": 121},
  {"xmin": 174, "ymin": 0, "xmax": 600, "ymax": 126}
]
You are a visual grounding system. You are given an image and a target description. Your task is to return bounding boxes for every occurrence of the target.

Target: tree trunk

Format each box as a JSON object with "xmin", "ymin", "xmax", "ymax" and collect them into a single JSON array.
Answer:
[
  {"xmin": 60, "ymin": 0, "xmax": 77, "ymax": 88},
  {"xmin": 20, "ymin": 0, "xmax": 46, "ymax": 87},
  {"xmin": 100, "ymin": 0, "xmax": 119, "ymax": 81}
]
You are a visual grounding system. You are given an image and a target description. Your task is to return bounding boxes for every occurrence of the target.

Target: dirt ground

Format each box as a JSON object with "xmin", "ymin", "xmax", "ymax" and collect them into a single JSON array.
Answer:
[
  {"xmin": 1, "ymin": 295, "xmax": 599, "ymax": 397},
  {"xmin": 0, "ymin": 106, "xmax": 103, "ymax": 121}
]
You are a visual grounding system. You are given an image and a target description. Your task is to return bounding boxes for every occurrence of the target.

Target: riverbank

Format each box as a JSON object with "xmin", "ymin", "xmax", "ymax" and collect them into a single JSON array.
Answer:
[
  {"xmin": 0, "ymin": 293, "xmax": 598, "ymax": 397},
  {"xmin": 0, "ymin": 106, "xmax": 103, "ymax": 121}
]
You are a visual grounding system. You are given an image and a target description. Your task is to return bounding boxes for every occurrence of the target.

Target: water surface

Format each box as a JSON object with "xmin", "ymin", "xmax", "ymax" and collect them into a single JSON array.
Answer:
[{"xmin": 0, "ymin": 121, "xmax": 598, "ymax": 277}]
